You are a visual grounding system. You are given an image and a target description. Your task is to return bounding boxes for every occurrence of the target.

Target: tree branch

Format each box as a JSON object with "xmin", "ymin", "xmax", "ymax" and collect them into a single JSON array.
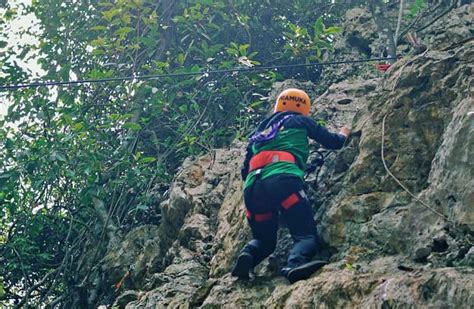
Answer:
[
  {"xmin": 415, "ymin": 1, "xmax": 457, "ymax": 34},
  {"xmin": 368, "ymin": 0, "xmax": 397, "ymax": 62},
  {"xmin": 394, "ymin": 0, "xmax": 404, "ymax": 46},
  {"xmin": 39, "ymin": 213, "xmax": 75, "ymax": 303},
  {"xmin": 14, "ymin": 268, "xmax": 60, "ymax": 308}
]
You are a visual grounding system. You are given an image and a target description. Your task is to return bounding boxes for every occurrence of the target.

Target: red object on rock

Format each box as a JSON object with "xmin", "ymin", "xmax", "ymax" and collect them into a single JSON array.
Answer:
[{"xmin": 375, "ymin": 63, "xmax": 391, "ymax": 72}]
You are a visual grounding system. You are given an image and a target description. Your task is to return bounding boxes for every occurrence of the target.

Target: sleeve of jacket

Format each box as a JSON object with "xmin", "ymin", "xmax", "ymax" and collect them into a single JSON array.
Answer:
[
  {"xmin": 241, "ymin": 144, "xmax": 253, "ymax": 181},
  {"xmin": 292, "ymin": 116, "xmax": 347, "ymax": 149}
]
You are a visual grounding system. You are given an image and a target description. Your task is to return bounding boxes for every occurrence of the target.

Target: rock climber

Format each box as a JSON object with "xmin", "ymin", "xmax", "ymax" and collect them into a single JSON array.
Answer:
[{"xmin": 232, "ymin": 88, "xmax": 350, "ymax": 284}]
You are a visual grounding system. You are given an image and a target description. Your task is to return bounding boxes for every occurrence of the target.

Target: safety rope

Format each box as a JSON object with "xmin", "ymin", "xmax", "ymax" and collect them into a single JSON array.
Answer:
[
  {"xmin": 0, "ymin": 57, "xmax": 397, "ymax": 91},
  {"xmin": 382, "ymin": 113, "xmax": 474, "ymax": 247},
  {"xmin": 381, "ymin": 113, "xmax": 450, "ymax": 221}
]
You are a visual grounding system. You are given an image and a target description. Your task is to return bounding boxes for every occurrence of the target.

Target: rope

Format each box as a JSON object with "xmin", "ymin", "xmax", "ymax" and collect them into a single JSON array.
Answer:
[
  {"xmin": 0, "ymin": 57, "xmax": 397, "ymax": 91},
  {"xmin": 381, "ymin": 113, "xmax": 450, "ymax": 221}
]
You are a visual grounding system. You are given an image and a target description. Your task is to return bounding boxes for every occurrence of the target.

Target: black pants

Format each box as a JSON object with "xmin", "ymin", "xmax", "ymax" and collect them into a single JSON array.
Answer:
[{"xmin": 241, "ymin": 174, "xmax": 317, "ymax": 268}]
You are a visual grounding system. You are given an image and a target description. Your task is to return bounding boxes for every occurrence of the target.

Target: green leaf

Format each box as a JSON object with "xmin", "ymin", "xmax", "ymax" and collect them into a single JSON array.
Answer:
[
  {"xmin": 249, "ymin": 100, "xmax": 264, "ymax": 108},
  {"xmin": 136, "ymin": 204, "xmax": 149, "ymax": 211},
  {"xmin": 172, "ymin": 16, "xmax": 186, "ymax": 23},
  {"xmin": 248, "ymin": 51, "xmax": 258, "ymax": 58},
  {"xmin": 313, "ymin": 17, "xmax": 324, "ymax": 38},
  {"xmin": 60, "ymin": 65, "xmax": 71, "ymax": 80},
  {"xmin": 90, "ymin": 37, "xmax": 106, "ymax": 47},
  {"xmin": 73, "ymin": 122, "xmax": 84, "ymax": 131},
  {"xmin": 239, "ymin": 44, "xmax": 250, "ymax": 56},
  {"xmin": 91, "ymin": 25, "xmax": 107, "ymax": 31},
  {"xmin": 109, "ymin": 114, "xmax": 120, "ymax": 121},
  {"xmin": 317, "ymin": 119, "xmax": 327, "ymax": 126},
  {"xmin": 190, "ymin": 65, "xmax": 201, "ymax": 72},
  {"xmin": 92, "ymin": 48, "xmax": 105, "ymax": 56},
  {"xmin": 55, "ymin": 152, "xmax": 67, "ymax": 162},
  {"xmin": 324, "ymin": 26, "xmax": 342, "ymax": 34},
  {"xmin": 177, "ymin": 53, "xmax": 186, "ymax": 65},
  {"xmin": 133, "ymin": 151, "xmax": 142, "ymax": 161},
  {"xmin": 0, "ymin": 173, "xmax": 12, "ymax": 179},
  {"xmin": 139, "ymin": 157, "xmax": 156, "ymax": 164},
  {"xmin": 317, "ymin": 40, "xmax": 333, "ymax": 50},
  {"xmin": 226, "ymin": 47, "xmax": 238, "ymax": 56},
  {"xmin": 102, "ymin": 8, "xmax": 119, "ymax": 21},
  {"xmin": 409, "ymin": 0, "xmax": 424, "ymax": 17},
  {"xmin": 123, "ymin": 122, "xmax": 142, "ymax": 131},
  {"xmin": 114, "ymin": 27, "xmax": 133, "ymax": 39},
  {"xmin": 121, "ymin": 113, "xmax": 134, "ymax": 120}
]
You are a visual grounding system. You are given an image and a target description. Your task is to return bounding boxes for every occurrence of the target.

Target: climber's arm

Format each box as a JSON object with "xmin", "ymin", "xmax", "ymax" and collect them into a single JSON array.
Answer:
[{"xmin": 293, "ymin": 116, "xmax": 349, "ymax": 150}]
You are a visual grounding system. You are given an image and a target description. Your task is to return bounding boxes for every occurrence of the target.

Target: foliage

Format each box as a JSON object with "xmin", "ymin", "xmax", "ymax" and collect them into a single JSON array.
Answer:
[
  {"xmin": 282, "ymin": 17, "xmax": 341, "ymax": 61},
  {"xmin": 0, "ymin": 0, "xmax": 346, "ymax": 306},
  {"xmin": 409, "ymin": 0, "xmax": 425, "ymax": 19}
]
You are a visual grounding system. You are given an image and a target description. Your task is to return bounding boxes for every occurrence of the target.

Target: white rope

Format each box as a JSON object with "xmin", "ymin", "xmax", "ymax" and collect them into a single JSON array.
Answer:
[{"xmin": 381, "ymin": 113, "xmax": 450, "ymax": 221}]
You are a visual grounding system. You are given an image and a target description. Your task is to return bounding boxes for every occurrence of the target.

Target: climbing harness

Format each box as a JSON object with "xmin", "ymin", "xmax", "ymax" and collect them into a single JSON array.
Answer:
[
  {"xmin": 245, "ymin": 112, "xmax": 303, "ymax": 223},
  {"xmin": 248, "ymin": 113, "xmax": 298, "ymax": 173},
  {"xmin": 305, "ymin": 149, "xmax": 333, "ymax": 190},
  {"xmin": 247, "ymin": 113, "xmax": 298, "ymax": 177},
  {"xmin": 245, "ymin": 209, "xmax": 273, "ymax": 222},
  {"xmin": 305, "ymin": 150, "xmax": 326, "ymax": 174},
  {"xmin": 281, "ymin": 190, "xmax": 305, "ymax": 210},
  {"xmin": 249, "ymin": 150, "xmax": 296, "ymax": 172},
  {"xmin": 249, "ymin": 114, "xmax": 295, "ymax": 143},
  {"xmin": 245, "ymin": 189, "xmax": 306, "ymax": 222}
]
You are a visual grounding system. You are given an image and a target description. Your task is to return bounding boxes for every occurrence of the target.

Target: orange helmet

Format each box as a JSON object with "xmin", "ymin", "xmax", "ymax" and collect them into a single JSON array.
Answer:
[{"xmin": 274, "ymin": 88, "xmax": 311, "ymax": 116}]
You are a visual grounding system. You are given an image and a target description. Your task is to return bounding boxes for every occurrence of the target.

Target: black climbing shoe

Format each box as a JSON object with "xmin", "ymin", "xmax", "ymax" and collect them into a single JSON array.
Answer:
[
  {"xmin": 286, "ymin": 260, "xmax": 328, "ymax": 284},
  {"xmin": 231, "ymin": 252, "xmax": 254, "ymax": 279},
  {"xmin": 280, "ymin": 267, "xmax": 292, "ymax": 277}
]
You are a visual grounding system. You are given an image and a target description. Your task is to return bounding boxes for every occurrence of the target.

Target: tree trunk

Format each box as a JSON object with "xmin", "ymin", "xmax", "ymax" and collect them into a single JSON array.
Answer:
[{"xmin": 368, "ymin": 0, "xmax": 397, "ymax": 63}]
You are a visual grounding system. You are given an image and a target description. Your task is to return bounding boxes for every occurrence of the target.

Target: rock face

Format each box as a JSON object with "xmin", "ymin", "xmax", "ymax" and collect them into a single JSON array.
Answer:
[{"xmin": 104, "ymin": 5, "xmax": 473, "ymax": 308}]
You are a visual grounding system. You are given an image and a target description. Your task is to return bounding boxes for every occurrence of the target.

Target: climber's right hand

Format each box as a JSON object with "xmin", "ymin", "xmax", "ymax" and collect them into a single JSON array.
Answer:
[{"xmin": 339, "ymin": 127, "xmax": 351, "ymax": 138}]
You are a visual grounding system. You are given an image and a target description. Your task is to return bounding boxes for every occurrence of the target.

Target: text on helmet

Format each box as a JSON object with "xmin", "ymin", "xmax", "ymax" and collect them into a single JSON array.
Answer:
[{"xmin": 279, "ymin": 95, "xmax": 307, "ymax": 104}]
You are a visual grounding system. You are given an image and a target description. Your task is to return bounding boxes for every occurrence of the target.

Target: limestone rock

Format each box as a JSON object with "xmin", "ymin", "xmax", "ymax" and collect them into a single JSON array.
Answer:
[
  {"xmin": 265, "ymin": 258, "xmax": 474, "ymax": 308},
  {"xmin": 114, "ymin": 290, "xmax": 139, "ymax": 309},
  {"xmin": 102, "ymin": 225, "xmax": 160, "ymax": 288},
  {"xmin": 423, "ymin": 4, "xmax": 474, "ymax": 50},
  {"xmin": 462, "ymin": 247, "xmax": 474, "ymax": 267}
]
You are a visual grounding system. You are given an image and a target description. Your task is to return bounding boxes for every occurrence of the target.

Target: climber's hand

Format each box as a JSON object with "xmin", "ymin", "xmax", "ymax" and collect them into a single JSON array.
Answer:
[{"xmin": 339, "ymin": 127, "xmax": 351, "ymax": 138}]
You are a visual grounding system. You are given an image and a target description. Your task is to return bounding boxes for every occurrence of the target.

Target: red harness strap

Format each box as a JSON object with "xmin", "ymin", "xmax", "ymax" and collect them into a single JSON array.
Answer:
[
  {"xmin": 246, "ymin": 192, "xmax": 302, "ymax": 222},
  {"xmin": 281, "ymin": 193, "xmax": 300, "ymax": 210},
  {"xmin": 249, "ymin": 150, "xmax": 296, "ymax": 172},
  {"xmin": 246, "ymin": 210, "xmax": 273, "ymax": 222}
]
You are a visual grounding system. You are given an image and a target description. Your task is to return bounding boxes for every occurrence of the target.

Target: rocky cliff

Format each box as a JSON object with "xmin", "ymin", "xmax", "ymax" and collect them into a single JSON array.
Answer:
[{"xmin": 102, "ymin": 5, "xmax": 473, "ymax": 308}]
